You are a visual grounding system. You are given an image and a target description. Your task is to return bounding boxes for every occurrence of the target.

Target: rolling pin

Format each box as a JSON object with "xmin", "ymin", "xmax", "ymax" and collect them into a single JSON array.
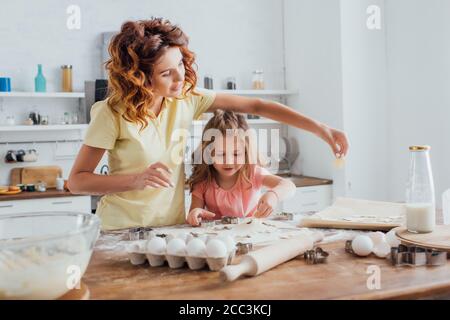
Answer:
[{"xmin": 220, "ymin": 232, "xmax": 324, "ymax": 282}]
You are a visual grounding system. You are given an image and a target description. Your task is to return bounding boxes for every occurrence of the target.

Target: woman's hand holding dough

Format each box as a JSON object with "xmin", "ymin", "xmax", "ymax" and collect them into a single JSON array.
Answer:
[{"xmin": 134, "ymin": 162, "xmax": 174, "ymax": 189}]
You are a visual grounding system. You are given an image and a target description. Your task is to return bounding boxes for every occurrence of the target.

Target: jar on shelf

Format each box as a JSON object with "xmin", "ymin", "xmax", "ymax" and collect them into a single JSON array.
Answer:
[
  {"xmin": 61, "ymin": 65, "xmax": 73, "ymax": 92},
  {"xmin": 405, "ymin": 145, "xmax": 435, "ymax": 233},
  {"xmin": 226, "ymin": 77, "xmax": 237, "ymax": 90},
  {"xmin": 252, "ymin": 69, "xmax": 265, "ymax": 90}
]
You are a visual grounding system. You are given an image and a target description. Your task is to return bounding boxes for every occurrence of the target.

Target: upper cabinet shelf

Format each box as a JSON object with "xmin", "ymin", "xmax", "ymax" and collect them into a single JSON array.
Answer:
[
  {"xmin": 213, "ymin": 89, "xmax": 298, "ymax": 96},
  {"xmin": 0, "ymin": 92, "xmax": 85, "ymax": 98}
]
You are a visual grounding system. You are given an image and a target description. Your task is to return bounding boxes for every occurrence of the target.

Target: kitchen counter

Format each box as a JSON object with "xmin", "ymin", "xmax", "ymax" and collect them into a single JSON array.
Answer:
[
  {"xmin": 0, "ymin": 188, "xmax": 84, "ymax": 201},
  {"xmin": 82, "ymin": 236, "xmax": 450, "ymax": 300}
]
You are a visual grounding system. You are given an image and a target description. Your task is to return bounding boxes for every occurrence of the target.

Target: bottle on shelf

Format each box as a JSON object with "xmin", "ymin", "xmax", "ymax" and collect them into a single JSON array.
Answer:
[
  {"xmin": 34, "ymin": 64, "xmax": 47, "ymax": 92},
  {"xmin": 61, "ymin": 65, "xmax": 73, "ymax": 92}
]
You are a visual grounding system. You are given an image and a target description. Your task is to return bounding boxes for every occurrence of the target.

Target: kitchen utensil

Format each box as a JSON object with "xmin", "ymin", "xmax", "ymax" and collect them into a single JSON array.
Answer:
[
  {"xmin": 394, "ymin": 225, "xmax": 450, "ymax": 252},
  {"xmin": 390, "ymin": 244, "xmax": 447, "ymax": 267},
  {"xmin": 15, "ymin": 149, "xmax": 26, "ymax": 162},
  {"xmin": 10, "ymin": 165, "xmax": 62, "ymax": 188},
  {"xmin": 303, "ymin": 247, "xmax": 329, "ymax": 264},
  {"xmin": 0, "ymin": 211, "xmax": 100, "ymax": 299},
  {"xmin": 0, "ymin": 77, "xmax": 11, "ymax": 92},
  {"xmin": 219, "ymin": 232, "xmax": 323, "ymax": 282},
  {"xmin": 5, "ymin": 150, "xmax": 17, "ymax": 163}
]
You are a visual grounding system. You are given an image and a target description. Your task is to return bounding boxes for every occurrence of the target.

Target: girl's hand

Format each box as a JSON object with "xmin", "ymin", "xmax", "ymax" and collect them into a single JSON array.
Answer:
[
  {"xmin": 317, "ymin": 124, "xmax": 349, "ymax": 158},
  {"xmin": 133, "ymin": 162, "xmax": 174, "ymax": 190},
  {"xmin": 187, "ymin": 208, "xmax": 216, "ymax": 226},
  {"xmin": 254, "ymin": 191, "xmax": 278, "ymax": 218}
]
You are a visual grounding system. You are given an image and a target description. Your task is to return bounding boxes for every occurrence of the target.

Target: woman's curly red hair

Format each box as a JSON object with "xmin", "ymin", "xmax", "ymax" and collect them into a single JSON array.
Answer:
[{"xmin": 105, "ymin": 18, "xmax": 197, "ymax": 130}]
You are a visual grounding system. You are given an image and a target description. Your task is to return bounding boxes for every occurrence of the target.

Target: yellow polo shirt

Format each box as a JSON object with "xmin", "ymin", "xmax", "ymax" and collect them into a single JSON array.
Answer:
[{"xmin": 84, "ymin": 88, "xmax": 216, "ymax": 230}]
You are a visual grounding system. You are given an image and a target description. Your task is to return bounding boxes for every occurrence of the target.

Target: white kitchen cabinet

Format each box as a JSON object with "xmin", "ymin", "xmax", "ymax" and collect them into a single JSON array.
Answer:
[
  {"xmin": 0, "ymin": 196, "xmax": 91, "ymax": 216},
  {"xmin": 281, "ymin": 185, "xmax": 332, "ymax": 213}
]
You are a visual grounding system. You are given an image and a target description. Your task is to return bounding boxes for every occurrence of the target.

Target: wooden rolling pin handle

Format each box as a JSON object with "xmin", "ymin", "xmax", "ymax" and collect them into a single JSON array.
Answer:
[
  {"xmin": 219, "ymin": 259, "xmax": 256, "ymax": 282},
  {"xmin": 220, "ymin": 232, "xmax": 324, "ymax": 282}
]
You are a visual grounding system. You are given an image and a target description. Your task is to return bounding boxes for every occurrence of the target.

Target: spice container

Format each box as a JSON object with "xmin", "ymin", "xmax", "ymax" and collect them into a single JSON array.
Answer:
[
  {"xmin": 204, "ymin": 75, "xmax": 213, "ymax": 89},
  {"xmin": 61, "ymin": 65, "xmax": 73, "ymax": 92},
  {"xmin": 252, "ymin": 69, "xmax": 265, "ymax": 90},
  {"xmin": 37, "ymin": 181, "xmax": 47, "ymax": 192},
  {"xmin": 405, "ymin": 145, "xmax": 435, "ymax": 233},
  {"xmin": 226, "ymin": 77, "xmax": 236, "ymax": 90}
]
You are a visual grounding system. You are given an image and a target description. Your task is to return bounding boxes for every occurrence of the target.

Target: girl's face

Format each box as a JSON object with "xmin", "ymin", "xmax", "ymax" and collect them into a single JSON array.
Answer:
[
  {"xmin": 212, "ymin": 135, "xmax": 246, "ymax": 177},
  {"xmin": 151, "ymin": 46, "xmax": 185, "ymax": 97}
]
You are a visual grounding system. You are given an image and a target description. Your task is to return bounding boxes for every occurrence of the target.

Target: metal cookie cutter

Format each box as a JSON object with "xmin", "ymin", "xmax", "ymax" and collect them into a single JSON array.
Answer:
[
  {"xmin": 390, "ymin": 244, "xmax": 447, "ymax": 267},
  {"xmin": 275, "ymin": 212, "xmax": 294, "ymax": 221},
  {"xmin": 345, "ymin": 240, "xmax": 354, "ymax": 254},
  {"xmin": 304, "ymin": 247, "xmax": 329, "ymax": 264},
  {"xmin": 236, "ymin": 242, "xmax": 253, "ymax": 254},
  {"xmin": 200, "ymin": 220, "xmax": 216, "ymax": 228},
  {"xmin": 142, "ymin": 227, "xmax": 153, "ymax": 239},
  {"xmin": 221, "ymin": 216, "xmax": 240, "ymax": 224},
  {"xmin": 128, "ymin": 227, "xmax": 143, "ymax": 241},
  {"xmin": 128, "ymin": 227, "xmax": 153, "ymax": 240}
]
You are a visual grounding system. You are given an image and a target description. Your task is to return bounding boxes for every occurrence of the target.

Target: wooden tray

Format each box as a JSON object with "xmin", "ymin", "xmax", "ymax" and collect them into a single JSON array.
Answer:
[
  {"xmin": 299, "ymin": 218, "xmax": 399, "ymax": 231},
  {"xmin": 0, "ymin": 189, "xmax": 22, "ymax": 195},
  {"xmin": 394, "ymin": 225, "xmax": 450, "ymax": 251}
]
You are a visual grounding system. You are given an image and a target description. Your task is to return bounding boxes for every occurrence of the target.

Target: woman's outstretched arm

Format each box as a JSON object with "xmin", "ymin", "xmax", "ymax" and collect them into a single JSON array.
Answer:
[{"xmin": 208, "ymin": 93, "xmax": 349, "ymax": 158}]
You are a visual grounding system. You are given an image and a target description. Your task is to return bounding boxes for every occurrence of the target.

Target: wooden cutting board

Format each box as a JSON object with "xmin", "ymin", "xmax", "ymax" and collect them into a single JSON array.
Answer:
[
  {"xmin": 10, "ymin": 166, "xmax": 62, "ymax": 188},
  {"xmin": 394, "ymin": 225, "xmax": 450, "ymax": 251}
]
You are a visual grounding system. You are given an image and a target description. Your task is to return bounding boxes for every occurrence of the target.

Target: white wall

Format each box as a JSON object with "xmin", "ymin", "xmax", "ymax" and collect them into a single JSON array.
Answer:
[
  {"xmin": 340, "ymin": 0, "xmax": 389, "ymax": 201},
  {"xmin": 284, "ymin": 0, "xmax": 346, "ymax": 197},
  {"xmin": 386, "ymin": 0, "xmax": 450, "ymax": 206},
  {"xmin": 0, "ymin": 0, "xmax": 286, "ymax": 185}
]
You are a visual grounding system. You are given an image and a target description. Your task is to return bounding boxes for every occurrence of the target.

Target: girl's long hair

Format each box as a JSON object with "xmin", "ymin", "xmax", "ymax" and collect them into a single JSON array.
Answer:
[
  {"xmin": 188, "ymin": 110, "xmax": 258, "ymax": 193},
  {"xmin": 105, "ymin": 18, "xmax": 197, "ymax": 130}
]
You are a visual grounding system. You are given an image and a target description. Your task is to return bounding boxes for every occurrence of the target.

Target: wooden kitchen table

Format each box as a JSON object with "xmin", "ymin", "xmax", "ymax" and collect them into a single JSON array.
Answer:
[{"xmin": 82, "ymin": 239, "xmax": 450, "ymax": 300}]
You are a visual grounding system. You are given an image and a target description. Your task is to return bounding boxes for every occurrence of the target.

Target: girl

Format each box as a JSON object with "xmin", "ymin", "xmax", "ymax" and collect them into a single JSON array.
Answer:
[
  {"xmin": 186, "ymin": 110, "xmax": 296, "ymax": 226},
  {"xmin": 68, "ymin": 18, "xmax": 348, "ymax": 231}
]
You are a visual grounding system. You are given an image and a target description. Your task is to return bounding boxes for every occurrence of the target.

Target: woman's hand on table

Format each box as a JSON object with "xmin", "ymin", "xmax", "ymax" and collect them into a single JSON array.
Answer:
[
  {"xmin": 133, "ymin": 162, "xmax": 174, "ymax": 189},
  {"xmin": 187, "ymin": 208, "xmax": 216, "ymax": 226},
  {"xmin": 254, "ymin": 191, "xmax": 278, "ymax": 218}
]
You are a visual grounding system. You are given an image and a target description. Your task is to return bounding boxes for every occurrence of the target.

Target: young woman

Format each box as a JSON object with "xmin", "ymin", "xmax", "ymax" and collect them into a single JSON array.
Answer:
[{"xmin": 68, "ymin": 18, "xmax": 349, "ymax": 230}]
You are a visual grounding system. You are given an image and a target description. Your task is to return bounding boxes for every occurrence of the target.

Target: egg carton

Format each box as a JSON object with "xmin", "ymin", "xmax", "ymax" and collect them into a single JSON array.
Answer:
[{"xmin": 125, "ymin": 237, "xmax": 237, "ymax": 271}]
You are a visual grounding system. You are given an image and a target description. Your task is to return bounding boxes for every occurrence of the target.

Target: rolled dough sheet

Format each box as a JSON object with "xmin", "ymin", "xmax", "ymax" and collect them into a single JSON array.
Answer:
[{"xmin": 299, "ymin": 197, "xmax": 406, "ymax": 230}]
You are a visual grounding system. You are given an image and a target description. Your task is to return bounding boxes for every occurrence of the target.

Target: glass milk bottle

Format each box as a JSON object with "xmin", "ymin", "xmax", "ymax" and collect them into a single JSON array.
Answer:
[{"xmin": 405, "ymin": 145, "xmax": 435, "ymax": 233}]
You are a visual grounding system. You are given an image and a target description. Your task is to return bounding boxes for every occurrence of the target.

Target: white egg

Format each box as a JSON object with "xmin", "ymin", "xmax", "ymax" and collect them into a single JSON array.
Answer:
[
  {"xmin": 186, "ymin": 233, "xmax": 195, "ymax": 244},
  {"xmin": 351, "ymin": 235, "xmax": 374, "ymax": 257},
  {"xmin": 386, "ymin": 229, "xmax": 400, "ymax": 247},
  {"xmin": 186, "ymin": 238, "xmax": 207, "ymax": 257},
  {"xmin": 127, "ymin": 240, "xmax": 146, "ymax": 253},
  {"xmin": 373, "ymin": 241, "xmax": 391, "ymax": 258},
  {"xmin": 177, "ymin": 232, "xmax": 189, "ymax": 243},
  {"xmin": 167, "ymin": 238, "xmax": 186, "ymax": 256},
  {"xmin": 216, "ymin": 235, "xmax": 236, "ymax": 252},
  {"xmin": 368, "ymin": 231, "xmax": 386, "ymax": 245},
  {"xmin": 147, "ymin": 237, "xmax": 167, "ymax": 255},
  {"xmin": 206, "ymin": 239, "xmax": 228, "ymax": 258}
]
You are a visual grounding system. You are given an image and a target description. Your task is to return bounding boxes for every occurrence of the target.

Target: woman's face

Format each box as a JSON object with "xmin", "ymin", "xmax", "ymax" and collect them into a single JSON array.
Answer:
[{"xmin": 151, "ymin": 46, "xmax": 185, "ymax": 97}]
